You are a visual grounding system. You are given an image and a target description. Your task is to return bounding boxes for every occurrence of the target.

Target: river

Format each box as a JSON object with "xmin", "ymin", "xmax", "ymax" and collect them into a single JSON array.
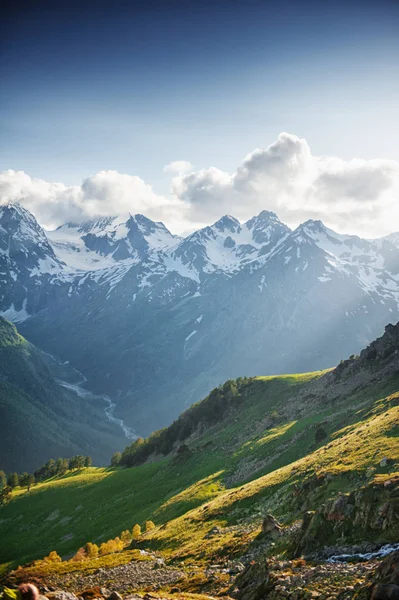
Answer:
[{"xmin": 58, "ymin": 378, "xmax": 137, "ymax": 440}]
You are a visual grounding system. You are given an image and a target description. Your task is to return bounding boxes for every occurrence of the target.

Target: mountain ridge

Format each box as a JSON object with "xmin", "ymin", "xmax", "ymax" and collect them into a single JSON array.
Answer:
[{"xmin": 1, "ymin": 201, "xmax": 399, "ymax": 435}]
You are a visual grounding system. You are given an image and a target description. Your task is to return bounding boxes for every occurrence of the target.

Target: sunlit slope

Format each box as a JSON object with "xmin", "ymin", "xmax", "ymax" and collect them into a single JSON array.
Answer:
[{"xmin": 2, "ymin": 365, "xmax": 399, "ymax": 569}]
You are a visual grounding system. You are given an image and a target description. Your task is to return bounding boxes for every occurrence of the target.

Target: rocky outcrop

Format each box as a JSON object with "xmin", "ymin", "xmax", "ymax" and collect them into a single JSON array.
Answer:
[
  {"xmin": 296, "ymin": 476, "xmax": 399, "ymax": 555},
  {"xmin": 261, "ymin": 515, "xmax": 282, "ymax": 539}
]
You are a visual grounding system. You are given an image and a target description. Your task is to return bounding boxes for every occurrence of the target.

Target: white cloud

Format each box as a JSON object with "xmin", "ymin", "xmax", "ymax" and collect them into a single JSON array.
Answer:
[
  {"xmin": 0, "ymin": 169, "xmax": 187, "ymax": 232},
  {"xmin": 171, "ymin": 133, "xmax": 399, "ymax": 237},
  {"xmin": 163, "ymin": 160, "xmax": 193, "ymax": 174},
  {"xmin": 1, "ymin": 133, "xmax": 398, "ymax": 237}
]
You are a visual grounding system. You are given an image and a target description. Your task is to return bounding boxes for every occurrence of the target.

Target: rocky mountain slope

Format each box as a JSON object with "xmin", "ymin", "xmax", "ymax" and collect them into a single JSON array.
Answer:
[
  {"xmin": 1, "ymin": 202, "xmax": 399, "ymax": 433},
  {"xmin": 0, "ymin": 318, "xmax": 127, "ymax": 472}
]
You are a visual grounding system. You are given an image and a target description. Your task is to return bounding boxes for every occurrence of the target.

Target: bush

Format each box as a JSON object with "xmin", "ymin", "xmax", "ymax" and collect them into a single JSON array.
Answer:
[
  {"xmin": 120, "ymin": 529, "xmax": 131, "ymax": 543},
  {"xmin": 145, "ymin": 520, "xmax": 155, "ymax": 532},
  {"xmin": 85, "ymin": 542, "xmax": 99, "ymax": 558},
  {"xmin": 71, "ymin": 547, "xmax": 86, "ymax": 562},
  {"xmin": 44, "ymin": 550, "xmax": 62, "ymax": 563},
  {"xmin": 315, "ymin": 426, "xmax": 328, "ymax": 444},
  {"xmin": 132, "ymin": 524, "xmax": 141, "ymax": 538},
  {"xmin": 99, "ymin": 536, "xmax": 124, "ymax": 556}
]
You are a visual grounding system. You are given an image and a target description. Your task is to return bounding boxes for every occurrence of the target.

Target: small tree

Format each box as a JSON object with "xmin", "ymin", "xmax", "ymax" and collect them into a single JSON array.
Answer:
[
  {"xmin": 120, "ymin": 529, "xmax": 131, "ymax": 543},
  {"xmin": 44, "ymin": 550, "xmax": 62, "ymax": 563},
  {"xmin": 69, "ymin": 456, "xmax": 78, "ymax": 470},
  {"xmin": 27, "ymin": 474, "xmax": 35, "ymax": 491},
  {"xmin": 76, "ymin": 455, "xmax": 85, "ymax": 470},
  {"xmin": 0, "ymin": 485, "xmax": 12, "ymax": 506},
  {"xmin": 85, "ymin": 542, "xmax": 99, "ymax": 558},
  {"xmin": 132, "ymin": 524, "xmax": 141, "ymax": 538},
  {"xmin": 0, "ymin": 470, "xmax": 6, "ymax": 488},
  {"xmin": 71, "ymin": 547, "xmax": 86, "ymax": 562},
  {"xmin": 84, "ymin": 456, "xmax": 92, "ymax": 468},
  {"xmin": 19, "ymin": 472, "xmax": 30, "ymax": 488},
  {"xmin": 45, "ymin": 459, "xmax": 56, "ymax": 477},
  {"xmin": 111, "ymin": 452, "xmax": 122, "ymax": 467},
  {"xmin": 55, "ymin": 457, "xmax": 68, "ymax": 476},
  {"xmin": 7, "ymin": 472, "xmax": 19, "ymax": 488},
  {"xmin": 145, "ymin": 520, "xmax": 155, "ymax": 532}
]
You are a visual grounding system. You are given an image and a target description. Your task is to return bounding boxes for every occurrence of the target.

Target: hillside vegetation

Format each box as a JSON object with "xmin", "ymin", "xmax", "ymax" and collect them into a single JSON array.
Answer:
[
  {"xmin": 0, "ymin": 318, "xmax": 126, "ymax": 472},
  {"xmin": 1, "ymin": 323, "xmax": 399, "ymax": 581}
]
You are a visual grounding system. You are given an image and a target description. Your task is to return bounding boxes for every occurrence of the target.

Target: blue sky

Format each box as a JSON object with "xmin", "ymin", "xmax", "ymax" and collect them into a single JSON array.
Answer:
[{"xmin": 1, "ymin": 0, "xmax": 399, "ymax": 236}]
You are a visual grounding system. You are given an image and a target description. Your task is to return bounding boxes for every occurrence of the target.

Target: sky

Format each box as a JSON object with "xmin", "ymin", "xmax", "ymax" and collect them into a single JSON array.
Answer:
[{"xmin": 1, "ymin": 0, "xmax": 399, "ymax": 237}]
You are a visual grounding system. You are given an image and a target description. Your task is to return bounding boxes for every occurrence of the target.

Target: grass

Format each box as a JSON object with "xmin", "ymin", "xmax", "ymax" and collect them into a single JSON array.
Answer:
[{"xmin": 1, "ymin": 369, "xmax": 399, "ymax": 575}]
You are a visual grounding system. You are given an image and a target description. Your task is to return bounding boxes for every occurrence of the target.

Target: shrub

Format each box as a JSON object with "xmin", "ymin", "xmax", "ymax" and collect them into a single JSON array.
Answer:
[
  {"xmin": 120, "ymin": 529, "xmax": 131, "ymax": 543},
  {"xmin": 44, "ymin": 550, "xmax": 62, "ymax": 563},
  {"xmin": 315, "ymin": 426, "xmax": 328, "ymax": 444},
  {"xmin": 71, "ymin": 547, "xmax": 86, "ymax": 562},
  {"xmin": 145, "ymin": 520, "xmax": 155, "ymax": 532},
  {"xmin": 85, "ymin": 542, "xmax": 99, "ymax": 558},
  {"xmin": 99, "ymin": 536, "xmax": 124, "ymax": 556},
  {"xmin": 132, "ymin": 524, "xmax": 141, "ymax": 538}
]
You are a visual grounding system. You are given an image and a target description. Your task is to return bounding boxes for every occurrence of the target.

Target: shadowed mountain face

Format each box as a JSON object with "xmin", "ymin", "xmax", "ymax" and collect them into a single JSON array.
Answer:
[
  {"xmin": 0, "ymin": 317, "xmax": 127, "ymax": 472},
  {"xmin": 1, "ymin": 202, "xmax": 399, "ymax": 433}
]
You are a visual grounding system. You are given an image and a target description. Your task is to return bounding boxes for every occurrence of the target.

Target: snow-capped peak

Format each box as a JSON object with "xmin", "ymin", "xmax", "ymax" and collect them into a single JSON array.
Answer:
[
  {"xmin": 0, "ymin": 202, "xmax": 63, "ymax": 275},
  {"xmin": 213, "ymin": 215, "xmax": 241, "ymax": 233},
  {"xmin": 48, "ymin": 213, "xmax": 179, "ymax": 271}
]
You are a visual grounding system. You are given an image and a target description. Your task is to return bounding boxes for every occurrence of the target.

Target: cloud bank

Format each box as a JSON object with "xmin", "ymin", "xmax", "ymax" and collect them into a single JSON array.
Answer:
[{"xmin": 1, "ymin": 133, "xmax": 398, "ymax": 237}]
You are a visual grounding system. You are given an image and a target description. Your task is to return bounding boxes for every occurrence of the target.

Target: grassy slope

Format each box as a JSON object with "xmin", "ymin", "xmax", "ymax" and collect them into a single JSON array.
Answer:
[{"xmin": 2, "ymin": 368, "xmax": 399, "ymax": 572}]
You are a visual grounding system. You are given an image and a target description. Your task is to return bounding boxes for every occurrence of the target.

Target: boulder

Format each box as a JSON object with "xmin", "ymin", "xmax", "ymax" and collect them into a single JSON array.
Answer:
[
  {"xmin": 262, "ymin": 514, "xmax": 282, "ymax": 538},
  {"xmin": 234, "ymin": 560, "xmax": 272, "ymax": 600},
  {"xmin": 46, "ymin": 593, "xmax": 78, "ymax": 600},
  {"xmin": 107, "ymin": 593, "xmax": 123, "ymax": 600}
]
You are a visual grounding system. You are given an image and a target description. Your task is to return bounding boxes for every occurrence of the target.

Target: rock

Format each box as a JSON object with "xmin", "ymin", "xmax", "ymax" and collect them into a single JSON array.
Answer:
[
  {"xmin": 79, "ymin": 588, "xmax": 104, "ymax": 600},
  {"xmin": 371, "ymin": 583, "xmax": 399, "ymax": 599},
  {"xmin": 326, "ymin": 494, "xmax": 349, "ymax": 521},
  {"xmin": 46, "ymin": 592, "xmax": 79, "ymax": 600},
  {"xmin": 205, "ymin": 526, "xmax": 222, "ymax": 538},
  {"xmin": 106, "ymin": 593, "xmax": 123, "ymax": 600},
  {"xmin": 380, "ymin": 457, "xmax": 389, "ymax": 467},
  {"xmin": 261, "ymin": 514, "xmax": 282, "ymax": 538},
  {"xmin": 234, "ymin": 560, "xmax": 272, "ymax": 600}
]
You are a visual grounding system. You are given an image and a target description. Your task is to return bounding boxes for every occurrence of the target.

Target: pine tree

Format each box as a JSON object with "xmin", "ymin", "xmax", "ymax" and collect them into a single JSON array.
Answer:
[{"xmin": 84, "ymin": 456, "xmax": 92, "ymax": 468}]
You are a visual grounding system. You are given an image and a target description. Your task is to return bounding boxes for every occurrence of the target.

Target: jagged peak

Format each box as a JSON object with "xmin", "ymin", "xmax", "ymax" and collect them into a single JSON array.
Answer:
[
  {"xmin": 245, "ymin": 210, "xmax": 287, "ymax": 230},
  {"xmin": 0, "ymin": 201, "xmax": 38, "ymax": 222},
  {"xmin": 212, "ymin": 215, "xmax": 241, "ymax": 233}
]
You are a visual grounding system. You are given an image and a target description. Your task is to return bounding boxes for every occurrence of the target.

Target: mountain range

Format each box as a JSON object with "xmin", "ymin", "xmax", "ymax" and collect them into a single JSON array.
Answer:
[{"xmin": 1, "ymin": 201, "xmax": 399, "ymax": 434}]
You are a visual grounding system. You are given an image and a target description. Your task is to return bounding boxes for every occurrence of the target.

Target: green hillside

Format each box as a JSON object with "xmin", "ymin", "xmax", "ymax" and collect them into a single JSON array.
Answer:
[
  {"xmin": 0, "ymin": 318, "xmax": 126, "ymax": 472},
  {"xmin": 1, "ymin": 323, "xmax": 399, "ymax": 580}
]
